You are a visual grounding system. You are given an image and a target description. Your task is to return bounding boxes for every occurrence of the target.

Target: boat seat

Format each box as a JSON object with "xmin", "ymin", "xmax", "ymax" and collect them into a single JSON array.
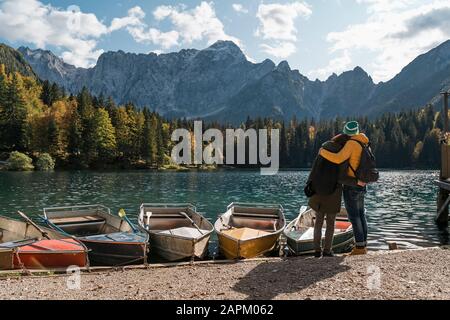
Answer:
[
  {"xmin": 148, "ymin": 214, "xmax": 188, "ymax": 219},
  {"xmin": 51, "ymin": 215, "xmax": 106, "ymax": 226},
  {"xmin": 50, "ymin": 215, "xmax": 106, "ymax": 235},
  {"xmin": 232, "ymin": 212, "xmax": 279, "ymax": 219}
]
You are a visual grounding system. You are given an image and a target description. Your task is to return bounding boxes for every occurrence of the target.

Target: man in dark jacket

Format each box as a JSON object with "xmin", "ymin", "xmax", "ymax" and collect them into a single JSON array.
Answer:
[{"xmin": 307, "ymin": 134, "xmax": 353, "ymax": 257}]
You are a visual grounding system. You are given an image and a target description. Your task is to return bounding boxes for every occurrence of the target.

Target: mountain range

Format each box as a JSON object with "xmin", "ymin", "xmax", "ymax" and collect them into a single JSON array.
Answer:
[{"xmin": 1, "ymin": 40, "xmax": 450, "ymax": 123}]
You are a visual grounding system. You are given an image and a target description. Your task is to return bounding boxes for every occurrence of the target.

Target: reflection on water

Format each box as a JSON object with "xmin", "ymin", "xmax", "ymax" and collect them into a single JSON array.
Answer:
[{"xmin": 0, "ymin": 170, "xmax": 447, "ymax": 250}]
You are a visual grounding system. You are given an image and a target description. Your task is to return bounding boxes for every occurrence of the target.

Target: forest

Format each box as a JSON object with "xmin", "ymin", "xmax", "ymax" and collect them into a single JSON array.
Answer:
[{"xmin": 0, "ymin": 64, "xmax": 443, "ymax": 170}]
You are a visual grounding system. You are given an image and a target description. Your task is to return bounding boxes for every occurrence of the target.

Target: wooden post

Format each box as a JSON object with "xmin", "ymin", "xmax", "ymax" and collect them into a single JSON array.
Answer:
[
  {"xmin": 443, "ymin": 92, "xmax": 449, "ymax": 136},
  {"xmin": 437, "ymin": 92, "xmax": 450, "ymax": 225}
]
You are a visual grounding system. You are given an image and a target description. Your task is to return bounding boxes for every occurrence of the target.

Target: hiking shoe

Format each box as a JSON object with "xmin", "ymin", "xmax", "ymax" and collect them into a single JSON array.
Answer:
[
  {"xmin": 323, "ymin": 251, "xmax": 335, "ymax": 257},
  {"xmin": 314, "ymin": 251, "xmax": 322, "ymax": 258},
  {"xmin": 349, "ymin": 247, "xmax": 367, "ymax": 256}
]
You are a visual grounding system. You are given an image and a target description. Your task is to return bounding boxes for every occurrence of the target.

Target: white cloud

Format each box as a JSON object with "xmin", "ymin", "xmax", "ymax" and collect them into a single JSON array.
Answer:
[
  {"xmin": 308, "ymin": 51, "xmax": 353, "ymax": 80},
  {"xmin": 260, "ymin": 42, "xmax": 297, "ymax": 59},
  {"xmin": 256, "ymin": 2, "xmax": 312, "ymax": 42},
  {"xmin": 128, "ymin": 28, "xmax": 180, "ymax": 49},
  {"xmin": 232, "ymin": 4, "xmax": 248, "ymax": 14},
  {"xmin": 0, "ymin": 0, "xmax": 108, "ymax": 67},
  {"xmin": 356, "ymin": 0, "xmax": 415, "ymax": 13},
  {"xmin": 323, "ymin": 0, "xmax": 450, "ymax": 82},
  {"xmin": 111, "ymin": 2, "xmax": 241, "ymax": 50},
  {"xmin": 108, "ymin": 6, "xmax": 180, "ymax": 49},
  {"xmin": 153, "ymin": 2, "xmax": 241, "ymax": 47},
  {"xmin": 256, "ymin": 1, "xmax": 311, "ymax": 59},
  {"xmin": 109, "ymin": 6, "xmax": 145, "ymax": 32}
]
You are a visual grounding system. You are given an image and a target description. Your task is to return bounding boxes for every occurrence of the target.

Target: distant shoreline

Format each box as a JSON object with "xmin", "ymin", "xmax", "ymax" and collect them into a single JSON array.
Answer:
[{"xmin": 0, "ymin": 166, "xmax": 440, "ymax": 173}]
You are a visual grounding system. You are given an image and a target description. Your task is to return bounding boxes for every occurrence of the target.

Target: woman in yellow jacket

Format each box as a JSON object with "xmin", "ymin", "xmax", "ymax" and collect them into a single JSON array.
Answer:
[{"xmin": 319, "ymin": 121, "xmax": 369, "ymax": 255}]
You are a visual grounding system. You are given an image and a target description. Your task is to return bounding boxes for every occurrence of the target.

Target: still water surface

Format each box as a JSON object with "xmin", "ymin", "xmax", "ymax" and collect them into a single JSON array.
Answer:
[{"xmin": 0, "ymin": 170, "xmax": 447, "ymax": 250}]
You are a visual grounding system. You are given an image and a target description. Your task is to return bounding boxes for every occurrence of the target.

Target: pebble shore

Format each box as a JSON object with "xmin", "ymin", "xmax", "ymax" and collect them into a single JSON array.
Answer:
[{"xmin": 0, "ymin": 247, "xmax": 448, "ymax": 300}]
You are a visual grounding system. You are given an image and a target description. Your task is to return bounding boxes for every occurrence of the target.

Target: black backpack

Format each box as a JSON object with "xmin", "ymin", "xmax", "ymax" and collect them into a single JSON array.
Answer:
[{"xmin": 349, "ymin": 140, "xmax": 379, "ymax": 183}]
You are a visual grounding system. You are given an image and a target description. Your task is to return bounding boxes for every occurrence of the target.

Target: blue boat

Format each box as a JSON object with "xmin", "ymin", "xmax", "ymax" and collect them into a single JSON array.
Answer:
[{"xmin": 42, "ymin": 205, "xmax": 149, "ymax": 266}]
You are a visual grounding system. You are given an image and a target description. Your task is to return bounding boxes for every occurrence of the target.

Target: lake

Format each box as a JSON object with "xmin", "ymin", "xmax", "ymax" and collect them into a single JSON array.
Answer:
[{"xmin": 0, "ymin": 170, "xmax": 447, "ymax": 251}]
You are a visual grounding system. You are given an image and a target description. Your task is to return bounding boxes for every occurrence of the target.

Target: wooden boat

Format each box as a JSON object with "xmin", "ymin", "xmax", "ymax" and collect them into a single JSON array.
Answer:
[
  {"xmin": 0, "ymin": 215, "xmax": 88, "ymax": 270},
  {"xmin": 138, "ymin": 203, "xmax": 214, "ymax": 261},
  {"xmin": 43, "ymin": 205, "xmax": 149, "ymax": 266},
  {"xmin": 284, "ymin": 207, "xmax": 354, "ymax": 255},
  {"xmin": 214, "ymin": 203, "xmax": 286, "ymax": 259}
]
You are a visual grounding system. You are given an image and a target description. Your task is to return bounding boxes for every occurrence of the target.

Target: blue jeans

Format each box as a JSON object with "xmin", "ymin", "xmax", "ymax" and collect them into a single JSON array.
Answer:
[{"xmin": 343, "ymin": 185, "xmax": 368, "ymax": 247}]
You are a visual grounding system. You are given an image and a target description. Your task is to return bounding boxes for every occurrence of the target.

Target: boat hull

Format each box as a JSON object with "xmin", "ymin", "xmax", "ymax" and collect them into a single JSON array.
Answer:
[
  {"xmin": 0, "ymin": 238, "xmax": 88, "ymax": 270},
  {"xmin": 81, "ymin": 238, "xmax": 149, "ymax": 266},
  {"xmin": 13, "ymin": 250, "xmax": 87, "ymax": 269},
  {"xmin": 0, "ymin": 249, "xmax": 13, "ymax": 270},
  {"xmin": 149, "ymin": 233, "xmax": 211, "ymax": 262},
  {"xmin": 286, "ymin": 229, "xmax": 354, "ymax": 255},
  {"xmin": 217, "ymin": 232, "xmax": 281, "ymax": 260}
]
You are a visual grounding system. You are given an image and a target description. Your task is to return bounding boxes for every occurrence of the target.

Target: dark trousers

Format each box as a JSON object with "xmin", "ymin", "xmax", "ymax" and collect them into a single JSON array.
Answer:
[
  {"xmin": 343, "ymin": 185, "xmax": 368, "ymax": 247},
  {"xmin": 313, "ymin": 211, "xmax": 337, "ymax": 253}
]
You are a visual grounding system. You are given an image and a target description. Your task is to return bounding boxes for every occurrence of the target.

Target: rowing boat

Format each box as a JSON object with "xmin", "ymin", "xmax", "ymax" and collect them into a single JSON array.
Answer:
[
  {"xmin": 138, "ymin": 203, "xmax": 214, "ymax": 261},
  {"xmin": 284, "ymin": 207, "xmax": 354, "ymax": 255},
  {"xmin": 0, "ymin": 215, "xmax": 88, "ymax": 270},
  {"xmin": 42, "ymin": 205, "xmax": 149, "ymax": 266},
  {"xmin": 214, "ymin": 203, "xmax": 286, "ymax": 259}
]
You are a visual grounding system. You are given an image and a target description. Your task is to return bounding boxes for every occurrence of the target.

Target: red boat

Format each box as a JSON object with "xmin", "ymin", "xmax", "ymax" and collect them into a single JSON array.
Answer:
[{"xmin": 0, "ymin": 215, "xmax": 89, "ymax": 270}]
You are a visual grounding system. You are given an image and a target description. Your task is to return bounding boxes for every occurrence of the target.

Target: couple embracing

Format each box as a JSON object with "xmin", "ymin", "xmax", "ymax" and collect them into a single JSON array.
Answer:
[{"xmin": 306, "ymin": 121, "xmax": 379, "ymax": 257}]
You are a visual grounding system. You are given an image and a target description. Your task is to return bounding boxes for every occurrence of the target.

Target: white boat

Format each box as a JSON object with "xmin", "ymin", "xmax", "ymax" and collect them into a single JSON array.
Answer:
[
  {"xmin": 138, "ymin": 203, "xmax": 214, "ymax": 261},
  {"xmin": 284, "ymin": 207, "xmax": 354, "ymax": 255}
]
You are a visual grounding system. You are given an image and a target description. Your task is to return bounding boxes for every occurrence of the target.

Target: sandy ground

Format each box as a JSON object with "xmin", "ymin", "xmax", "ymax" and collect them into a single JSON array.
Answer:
[{"xmin": 0, "ymin": 247, "xmax": 449, "ymax": 300}]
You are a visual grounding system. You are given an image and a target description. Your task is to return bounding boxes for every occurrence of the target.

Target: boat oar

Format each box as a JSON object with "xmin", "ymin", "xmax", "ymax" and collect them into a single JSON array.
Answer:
[
  {"xmin": 179, "ymin": 212, "xmax": 204, "ymax": 235},
  {"xmin": 17, "ymin": 211, "xmax": 51, "ymax": 240},
  {"xmin": 118, "ymin": 209, "xmax": 139, "ymax": 233}
]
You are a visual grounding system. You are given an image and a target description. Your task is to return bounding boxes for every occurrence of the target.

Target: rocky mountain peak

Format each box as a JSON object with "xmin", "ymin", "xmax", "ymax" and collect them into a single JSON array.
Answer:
[
  {"xmin": 193, "ymin": 40, "xmax": 247, "ymax": 65},
  {"xmin": 10, "ymin": 39, "xmax": 450, "ymax": 123},
  {"xmin": 276, "ymin": 61, "xmax": 291, "ymax": 73}
]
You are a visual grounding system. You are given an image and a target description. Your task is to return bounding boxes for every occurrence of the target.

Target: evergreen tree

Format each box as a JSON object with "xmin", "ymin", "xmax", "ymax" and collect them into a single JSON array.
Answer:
[
  {"xmin": 0, "ymin": 73, "xmax": 28, "ymax": 151},
  {"xmin": 94, "ymin": 108, "xmax": 117, "ymax": 162}
]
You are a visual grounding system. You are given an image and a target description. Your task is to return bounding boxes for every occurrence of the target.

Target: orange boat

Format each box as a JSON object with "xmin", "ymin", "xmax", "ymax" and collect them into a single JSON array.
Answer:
[{"xmin": 0, "ymin": 215, "xmax": 88, "ymax": 270}]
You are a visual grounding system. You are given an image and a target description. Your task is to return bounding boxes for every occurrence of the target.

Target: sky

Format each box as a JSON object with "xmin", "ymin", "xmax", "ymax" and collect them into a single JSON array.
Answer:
[{"xmin": 0, "ymin": 0, "xmax": 450, "ymax": 83}]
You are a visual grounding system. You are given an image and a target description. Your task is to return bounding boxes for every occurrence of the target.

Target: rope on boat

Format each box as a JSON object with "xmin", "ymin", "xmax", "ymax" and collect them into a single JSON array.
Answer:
[{"xmin": 13, "ymin": 248, "xmax": 31, "ymax": 276}]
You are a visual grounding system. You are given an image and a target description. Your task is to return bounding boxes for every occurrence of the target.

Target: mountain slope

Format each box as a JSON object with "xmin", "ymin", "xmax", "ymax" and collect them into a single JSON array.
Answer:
[
  {"xmin": 365, "ymin": 40, "xmax": 450, "ymax": 115},
  {"xmin": 12, "ymin": 39, "xmax": 450, "ymax": 123},
  {"xmin": 0, "ymin": 44, "xmax": 35, "ymax": 77}
]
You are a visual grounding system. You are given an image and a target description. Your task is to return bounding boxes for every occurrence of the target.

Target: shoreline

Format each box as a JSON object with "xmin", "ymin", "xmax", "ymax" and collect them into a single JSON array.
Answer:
[{"xmin": 0, "ymin": 247, "xmax": 448, "ymax": 300}]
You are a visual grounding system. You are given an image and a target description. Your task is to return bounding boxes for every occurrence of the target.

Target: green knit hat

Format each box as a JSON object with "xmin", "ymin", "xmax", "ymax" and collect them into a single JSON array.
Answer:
[{"xmin": 343, "ymin": 121, "xmax": 360, "ymax": 136}]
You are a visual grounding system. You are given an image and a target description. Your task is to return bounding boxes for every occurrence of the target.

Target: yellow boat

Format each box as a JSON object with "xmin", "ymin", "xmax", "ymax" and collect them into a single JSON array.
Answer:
[{"xmin": 214, "ymin": 203, "xmax": 286, "ymax": 259}]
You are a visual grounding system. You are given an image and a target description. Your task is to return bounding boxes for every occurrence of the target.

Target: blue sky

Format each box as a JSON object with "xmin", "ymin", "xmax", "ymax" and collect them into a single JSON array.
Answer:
[{"xmin": 1, "ymin": 0, "xmax": 450, "ymax": 82}]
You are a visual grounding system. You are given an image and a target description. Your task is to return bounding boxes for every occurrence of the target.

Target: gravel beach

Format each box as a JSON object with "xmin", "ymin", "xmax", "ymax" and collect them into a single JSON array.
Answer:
[{"xmin": 0, "ymin": 247, "xmax": 449, "ymax": 300}]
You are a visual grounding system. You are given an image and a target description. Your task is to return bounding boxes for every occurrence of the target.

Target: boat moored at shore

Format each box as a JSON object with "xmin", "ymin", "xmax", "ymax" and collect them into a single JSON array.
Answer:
[
  {"xmin": 42, "ymin": 205, "xmax": 149, "ymax": 266},
  {"xmin": 284, "ymin": 207, "xmax": 354, "ymax": 255},
  {"xmin": 138, "ymin": 203, "xmax": 214, "ymax": 262},
  {"xmin": 0, "ymin": 215, "xmax": 88, "ymax": 270},
  {"xmin": 215, "ymin": 203, "xmax": 286, "ymax": 259}
]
